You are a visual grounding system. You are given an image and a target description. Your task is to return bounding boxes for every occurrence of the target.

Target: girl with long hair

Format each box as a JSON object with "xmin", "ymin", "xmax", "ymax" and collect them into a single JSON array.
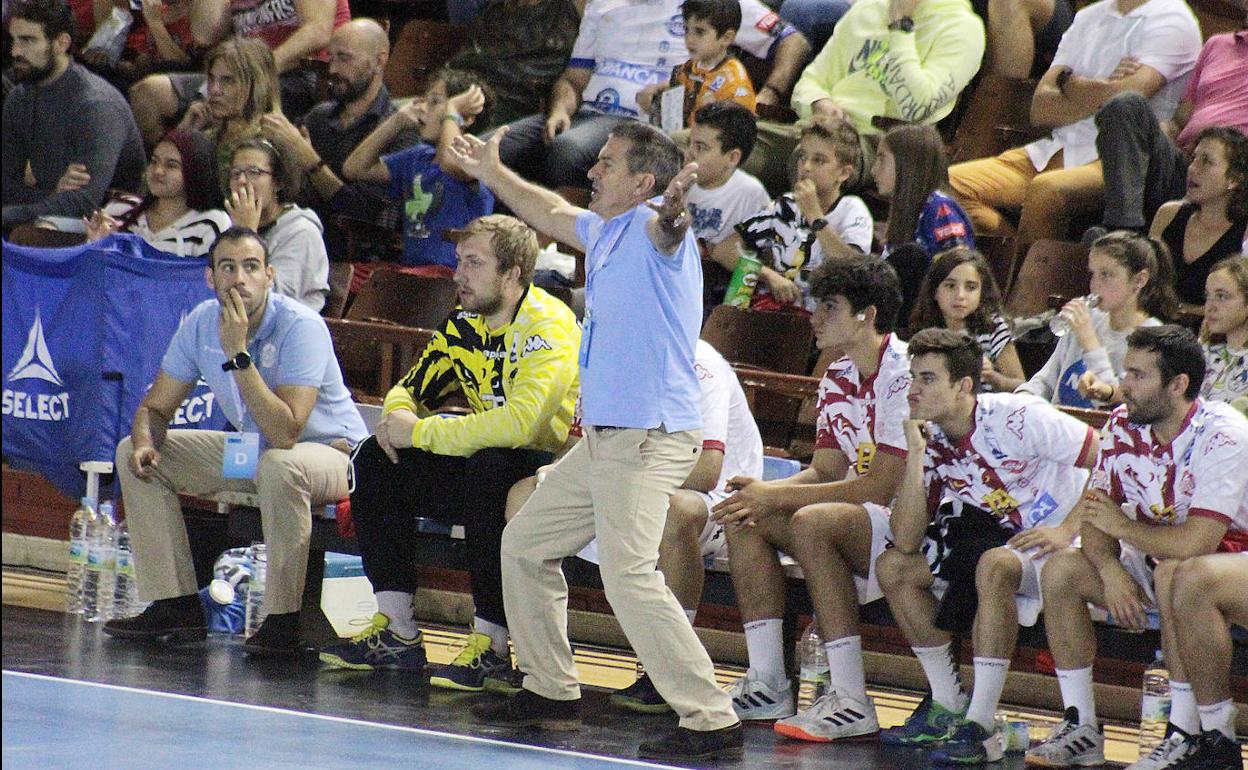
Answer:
[
  {"xmin": 1019, "ymin": 230, "xmax": 1178, "ymax": 407},
  {"xmin": 1201, "ymin": 254, "xmax": 1248, "ymax": 409},
  {"xmin": 908, "ymin": 247, "xmax": 1025, "ymax": 392}
]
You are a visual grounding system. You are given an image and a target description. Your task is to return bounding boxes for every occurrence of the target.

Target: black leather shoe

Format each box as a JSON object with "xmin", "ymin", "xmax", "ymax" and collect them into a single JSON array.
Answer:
[
  {"xmin": 102, "ymin": 595, "xmax": 206, "ymax": 643},
  {"xmin": 637, "ymin": 722, "xmax": 745, "ymax": 761},
  {"xmin": 242, "ymin": 612, "xmax": 302, "ymax": 658},
  {"xmin": 470, "ymin": 688, "xmax": 581, "ymax": 730}
]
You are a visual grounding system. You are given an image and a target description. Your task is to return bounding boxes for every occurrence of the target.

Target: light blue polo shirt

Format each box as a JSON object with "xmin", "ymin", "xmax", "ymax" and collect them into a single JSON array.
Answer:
[
  {"xmin": 576, "ymin": 203, "xmax": 703, "ymax": 431},
  {"xmin": 161, "ymin": 292, "xmax": 368, "ymax": 448}
]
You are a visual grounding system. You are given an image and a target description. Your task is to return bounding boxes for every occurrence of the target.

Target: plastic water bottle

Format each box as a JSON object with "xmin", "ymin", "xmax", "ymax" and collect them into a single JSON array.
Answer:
[
  {"xmin": 66, "ymin": 497, "xmax": 97, "ymax": 614},
  {"xmin": 1049, "ymin": 294, "xmax": 1099, "ymax": 337},
  {"xmin": 111, "ymin": 519, "xmax": 144, "ymax": 619},
  {"xmin": 244, "ymin": 543, "xmax": 267, "ymax": 637},
  {"xmin": 797, "ymin": 618, "xmax": 830, "ymax": 709},
  {"xmin": 84, "ymin": 501, "xmax": 118, "ymax": 622},
  {"xmin": 1139, "ymin": 664, "xmax": 1171, "ymax": 755}
]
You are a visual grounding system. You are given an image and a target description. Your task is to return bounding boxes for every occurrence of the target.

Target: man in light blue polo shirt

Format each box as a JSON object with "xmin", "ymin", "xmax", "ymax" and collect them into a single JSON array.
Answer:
[
  {"xmin": 452, "ymin": 122, "xmax": 743, "ymax": 761},
  {"xmin": 104, "ymin": 227, "xmax": 367, "ymax": 658}
]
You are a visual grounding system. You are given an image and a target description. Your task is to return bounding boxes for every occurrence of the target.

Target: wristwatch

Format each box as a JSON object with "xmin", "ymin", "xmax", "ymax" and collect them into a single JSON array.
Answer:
[
  {"xmin": 222, "ymin": 351, "xmax": 252, "ymax": 372},
  {"xmin": 888, "ymin": 16, "xmax": 914, "ymax": 32},
  {"xmin": 809, "ymin": 216, "xmax": 829, "ymax": 233}
]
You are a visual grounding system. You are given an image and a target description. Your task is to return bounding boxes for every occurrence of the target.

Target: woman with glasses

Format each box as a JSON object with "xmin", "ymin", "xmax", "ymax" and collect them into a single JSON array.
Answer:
[
  {"xmin": 84, "ymin": 129, "xmax": 231, "ymax": 258},
  {"xmin": 224, "ymin": 136, "xmax": 330, "ymax": 312}
]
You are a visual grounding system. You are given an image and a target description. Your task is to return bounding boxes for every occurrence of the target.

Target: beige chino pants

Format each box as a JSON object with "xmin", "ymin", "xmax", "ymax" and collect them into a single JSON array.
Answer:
[
  {"xmin": 501, "ymin": 426, "xmax": 738, "ymax": 731},
  {"xmin": 116, "ymin": 430, "xmax": 350, "ymax": 615}
]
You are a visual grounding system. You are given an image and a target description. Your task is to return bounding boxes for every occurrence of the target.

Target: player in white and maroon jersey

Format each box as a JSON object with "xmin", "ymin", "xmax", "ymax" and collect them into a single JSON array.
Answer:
[
  {"xmin": 711, "ymin": 257, "xmax": 910, "ymax": 740},
  {"xmin": 1034, "ymin": 325, "xmax": 1248, "ymax": 770},
  {"xmin": 874, "ymin": 328, "xmax": 1098, "ymax": 765}
]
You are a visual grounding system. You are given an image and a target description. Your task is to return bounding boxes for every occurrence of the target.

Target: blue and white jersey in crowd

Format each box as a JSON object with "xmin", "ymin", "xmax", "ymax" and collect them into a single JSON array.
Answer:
[{"xmin": 570, "ymin": 0, "xmax": 795, "ymax": 119}]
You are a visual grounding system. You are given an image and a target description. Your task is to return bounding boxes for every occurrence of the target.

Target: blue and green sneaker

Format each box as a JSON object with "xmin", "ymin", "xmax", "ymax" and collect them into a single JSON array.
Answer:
[
  {"xmin": 880, "ymin": 694, "xmax": 965, "ymax": 746},
  {"xmin": 430, "ymin": 632, "xmax": 514, "ymax": 692},
  {"xmin": 930, "ymin": 719, "xmax": 1005, "ymax": 765},
  {"xmin": 318, "ymin": 613, "xmax": 426, "ymax": 671}
]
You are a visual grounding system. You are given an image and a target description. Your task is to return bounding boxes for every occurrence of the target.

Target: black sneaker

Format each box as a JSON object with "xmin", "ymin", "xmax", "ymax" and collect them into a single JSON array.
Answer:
[
  {"xmin": 102, "ymin": 595, "xmax": 206, "ymax": 644},
  {"xmin": 637, "ymin": 722, "xmax": 745, "ymax": 761},
  {"xmin": 1173, "ymin": 729, "xmax": 1243, "ymax": 770},
  {"xmin": 243, "ymin": 612, "xmax": 303, "ymax": 658},
  {"xmin": 610, "ymin": 673, "xmax": 672, "ymax": 714},
  {"xmin": 483, "ymin": 666, "xmax": 526, "ymax": 697},
  {"xmin": 470, "ymin": 688, "xmax": 581, "ymax": 730}
]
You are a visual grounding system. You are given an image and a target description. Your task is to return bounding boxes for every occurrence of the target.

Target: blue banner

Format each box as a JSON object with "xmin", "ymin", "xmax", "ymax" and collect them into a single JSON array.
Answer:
[{"xmin": 3, "ymin": 234, "xmax": 223, "ymax": 497}]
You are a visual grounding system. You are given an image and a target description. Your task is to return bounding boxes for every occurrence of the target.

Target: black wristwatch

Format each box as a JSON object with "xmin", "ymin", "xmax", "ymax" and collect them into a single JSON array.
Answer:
[
  {"xmin": 810, "ymin": 216, "xmax": 829, "ymax": 233},
  {"xmin": 222, "ymin": 351, "xmax": 252, "ymax": 372},
  {"xmin": 888, "ymin": 16, "xmax": 914, "ymax": 32}
]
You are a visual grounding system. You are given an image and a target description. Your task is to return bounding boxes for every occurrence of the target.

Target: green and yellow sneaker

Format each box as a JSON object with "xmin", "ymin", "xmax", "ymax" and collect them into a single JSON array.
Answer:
[
  {"xmin": 318, "ymin": 613, "xmax": 426, "ymax": 671},
  {"xmin": 880, "ymin": 694, "xmax": 965, "ymax": 746},
  {"xmin": 429, "ymin": 632, "xmax": 513, "ymax": 692}
]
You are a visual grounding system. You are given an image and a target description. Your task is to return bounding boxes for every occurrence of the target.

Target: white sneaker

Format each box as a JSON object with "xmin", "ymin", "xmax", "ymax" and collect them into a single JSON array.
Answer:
[
  {"xmin": 1024, "ymin": 707, "xmax": 1105, "ymax": 767},
  {"xmin": 725, "ymin": 670, "xmax": 795, "ymax": 721},
  {"xmin": 773, "ymin": 691, "xmax": 880, "ymax": 742},
  {"xmin": 1125, "ymin": 725, "xmax": 1198, "ymax": 770}
]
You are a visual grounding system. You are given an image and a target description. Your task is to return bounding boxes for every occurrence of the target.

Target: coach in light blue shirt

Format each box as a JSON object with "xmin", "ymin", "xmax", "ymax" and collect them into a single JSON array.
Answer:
[{"xmin": 452, "ymin": 120, "xmax": 743, "ymax": 760}]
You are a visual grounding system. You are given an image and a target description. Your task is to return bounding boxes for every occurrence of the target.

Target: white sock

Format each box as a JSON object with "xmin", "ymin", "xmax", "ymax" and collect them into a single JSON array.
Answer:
[
  {"xmin": 375, "ymin": 591, "xmax": 418, "ymax": 638},
  {"xmin": 1197, "ymin": 699, "xmax": 1237, "ymax": 740},
  {"xmin": 473, "ymin": 616, "xmax": 510, "ymax": 656},
  {"xmin": 913, "ymin": 643, "xmax": 967, "ymax": 713},
  {"xmin": 1169, "ymin": 681, "xmax": 1200, "ymax": 734},
  {"xmin": 685, "ymin": 608, "xmax": 698, "ymax": 624},
  {"xmin": 743, "ymin": 618, "xmax": 786, "ymax": 687},
  {"xmin": 1055, "ymin": 667, "xmax": 1097, "ymax": 727},
  {"xmin": 824, "ymin": 636, "xmax": 868, "ymax": 704},
  {"xmin": 965, "ymin": 657, "xmax": 1010, "ymax": 731}
]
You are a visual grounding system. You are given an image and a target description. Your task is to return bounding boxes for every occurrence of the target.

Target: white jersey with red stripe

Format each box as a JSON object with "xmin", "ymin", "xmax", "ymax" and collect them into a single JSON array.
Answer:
[
  {"xmin": 1092, "ymin": 399, "xmax": 1248, "ymax": 552},
  {"xmin": 923, "ymin": 393, "xmax": 1098, "ymax": 533},
  {"xmin": 695, "ymin": 339, "xmax": 764, "ymax": 500},
  {"xmin": 814, "ymin": 333, "xmax": 912, "ymax": 479},
  {"xmin": 568, "ymin": 341, "xmax": 763, "ymax": 497}
]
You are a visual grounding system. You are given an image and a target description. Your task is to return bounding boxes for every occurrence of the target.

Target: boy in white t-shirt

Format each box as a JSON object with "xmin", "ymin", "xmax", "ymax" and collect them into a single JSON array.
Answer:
[
  {"xmin": 684, "ymin": 102, "xmax": 771, "ymax": 310},
  {"xmin": 722, "ymin": 120, "xmax": 873, "ymax": 313}
]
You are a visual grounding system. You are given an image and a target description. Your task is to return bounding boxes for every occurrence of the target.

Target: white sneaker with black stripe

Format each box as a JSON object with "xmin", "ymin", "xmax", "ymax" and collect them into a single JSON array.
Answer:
[
  {"xmin": 725, "ymin": 670, "xmax": 795, "ymax": 721},
  {"xmin": 773, "ymin": 691, "xmax": 879, "ymax": 742},
  {"xmin": 1024, "ymin": 707, "xmax": 1105, "ymax": 766},
  {"xmin": 1124, "ymin": 724, "xmax": 1198, "ymax": 770}
]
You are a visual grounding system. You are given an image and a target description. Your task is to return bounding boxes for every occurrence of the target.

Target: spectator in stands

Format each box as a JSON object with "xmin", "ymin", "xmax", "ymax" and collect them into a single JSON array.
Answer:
[
  {"xmin": 745, "ymin": 0, "xmax": 985, "ymax": 196},
  {"xmin": 80, "ymin": 0, "xmax": 193, "ymax": 89},
  {"xmin": 260, "ymin": 19, "xmax": 420, "ymax": 262},
  {"xmin": 176, "ymin": 38, "xmax": 281, "ymax": 193},
  {"xmin": 2, "ymin": 0, "xmax": 145, "ymax": 231},
  {"xmin": 908, "ymin": 248, "xmax": 1025, "ymax": 392},
  {"xmin": 127, "ymin": 0, "xmax": 350, "ymax": 141},
  {"xmin": 1031, "ymin": 325, "xmax": 1248, "ymax": 770},
  {"xmin": 686, "ymin": 102, "xmax": 770, "ymax": 312},
  {"xmin": 1019, "ymin": 230, "xmax": 1175, "ymax": 408},
  {"xmin": 874, "ymin": 124, "xmax": 975, "ymax": 320},
  {"xmin": 495, "ymin": 0, "xmax": 811, "ymax": 190},
  {"xmin": 319, "ymin": 214, "xmax": 580, "ymax": 690},
  {"xmin": 1148, "ymin": 127, "xmax": 1248, "ymax": 305},
  {"xmin": 82, "ymin": 128, "xmax": 230, "ymax": 257},
  {"xmin": 452, "ymin": 122, "xmax": 744, "ymax": 761},
  {"xmin": 875, "ymin": 329, "xmax": 1095, "ymax": 763},
  {"xmin": 103, "ymin": 226, "xmax": 368, "ymax": 657},
  {"xmin": 948, "ymin": 0, "xmax": 1202, "ymax": 279},
  {"xmin": 1092, "ymin": 26, "xmax": 1248, "ymax": 237},
  {"xmin": 710, "ymin": 258, "xmax": 908, "ymax": 734},
  {"xmin": 448, "ymin": 0, "xmax": 581, "ymax": 128},
  {"xmin": 636, "ymin": 0, "xmax": 756, "ymax": 127},
  {"xmin": 1201, "ymin": 255, "xmax": 1248, "ymax": 408},
  {"xmin": 344, "ymin": 68, "xmax": 495, "ymax": 273},
  {"xmin": 225, "ymin": 137, "xmax": 329, "ymax": 312},
  {"xmin": 724, "ymin": 121, "xmax": 872, "ymax": 313},
  {"xmin": 1168, "ymin": 553, "xmax": 1248, "ymax": 768}
]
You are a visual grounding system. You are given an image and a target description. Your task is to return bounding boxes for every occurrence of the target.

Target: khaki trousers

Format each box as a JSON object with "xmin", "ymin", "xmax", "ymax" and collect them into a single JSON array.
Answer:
[
  {"xmin": 501, "ymin": 427, "xmax": 738, "ymax": 731},
  {"xmin": 116, "ymin": 430, "xmax": 350, "ymax": 614},
  {"xmin": 949, "ymin": 147, "xmax": 1103, "ymax": 284}
]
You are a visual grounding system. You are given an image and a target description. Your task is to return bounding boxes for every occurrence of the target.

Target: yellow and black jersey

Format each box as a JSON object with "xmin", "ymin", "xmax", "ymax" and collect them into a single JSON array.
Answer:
[{"xmin": 382, "ymin": 285, "xmax": 581, "ymax": 457}]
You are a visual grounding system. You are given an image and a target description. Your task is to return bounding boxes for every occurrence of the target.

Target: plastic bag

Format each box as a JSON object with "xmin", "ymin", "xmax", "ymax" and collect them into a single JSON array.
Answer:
[{"xmin": 84, "ymin": 7, "xmax": 133, "ymax": 67}]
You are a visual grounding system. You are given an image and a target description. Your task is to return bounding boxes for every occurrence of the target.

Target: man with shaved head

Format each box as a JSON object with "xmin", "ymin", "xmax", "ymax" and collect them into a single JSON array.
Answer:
[{"xmin": 261, "ymin": 18, "xmax": 420, "ymax": 259}]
